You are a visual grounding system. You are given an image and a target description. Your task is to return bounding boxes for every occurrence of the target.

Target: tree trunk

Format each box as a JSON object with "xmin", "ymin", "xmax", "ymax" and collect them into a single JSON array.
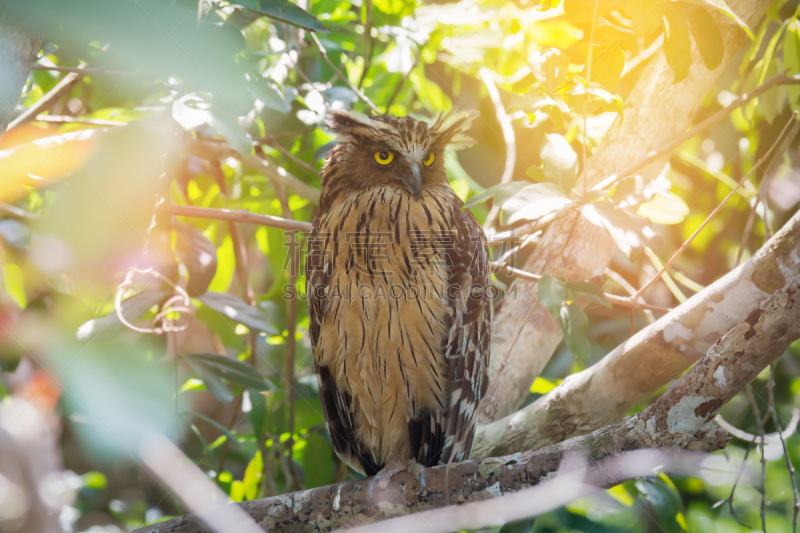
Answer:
[{"xmin": 479, "ymin": 0, "xmax": 773, "ymax": 423}]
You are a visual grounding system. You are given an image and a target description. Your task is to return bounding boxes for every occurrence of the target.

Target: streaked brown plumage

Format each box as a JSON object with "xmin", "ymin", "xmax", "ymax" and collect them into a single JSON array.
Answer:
[{"xmin": 306, "ymin": 110, "xmax": 492, "ymax": 488}]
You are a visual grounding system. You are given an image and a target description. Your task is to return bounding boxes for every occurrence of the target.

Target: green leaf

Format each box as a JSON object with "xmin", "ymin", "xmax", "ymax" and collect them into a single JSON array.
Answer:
[
  {"xmin": 499, "ymin": 519, "xmax": 536, "ymax": 533},
  {"xmin": 242, "ymin": 451, "xmax": 263, "ymax": 500},
  {"xmin": 663, "ymin": 4, "xmax": 692, "ymax": 83},
  {"xmin": 196, "ymin": 304, "xmax": 246, "ymax": 352},
  {"xmin": 248, "ymin": 388, "xmax": 268, "ymax": 439},
  {"xmin": 683, "ymin": 5, "xmax": 724, "ymax": 70},
  {"xmin": 566, "ymin": 281, "xmax": 612, "ymax": 308},
  {"xmin": 679, "ymin": 0, "xmax": 754, "ymax": 40},
  {"xmin": 208, "ymin": 105, "xmax": 253, "ymax": 157},
  {"xmin": 540, "ymin": 134, "xmax": 578, "ymax": 191},
  {"xmin": 529, "ymin": 48, "xmax": 570, "ymax": 94},
  {"xmin": 303, "ymin": 433, "xmax": 335, "ymax": 488},
  {"xmin": 636, "ymin": 475, "xmax": 688, "ymax": 533},
  {"xmin": 186, "ymin": 357, "xmax": 235, "ymax": 404},
  {"xmin": 201, "ymin": 291, "xmax": 279, "ymax": 334},
  {"xmin": 537, "ymin": 274, "xmax": 568, "ymax": 316},
  {"xmin": 175, "ymin": 222, "xmax": 218, "ymax": 298},
  {"xmin": 183, "ymin": 353, "xmax": 274, "ymax": 391},
  {"xmin": 502, "ymin": 183, "xmax": 575, "ymax": 225},
  {"xmin": 237, "ymin": 0, "xmax": 329, "ymax": 33},
  {"xmin": 558, "ymin": 302, "xmax": 591, "ymax": 362},
  {"xmin": 784, "ymin": 20, "xmax": 800, "ymax": 108},
  {"xmin": 76, "ymin": 291, "xmax": 169, "ymax": 341}
]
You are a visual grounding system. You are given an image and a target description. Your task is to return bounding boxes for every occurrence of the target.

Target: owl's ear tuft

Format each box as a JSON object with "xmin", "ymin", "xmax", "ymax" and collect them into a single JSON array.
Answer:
[
  {"xmin": 324, "ymin": 109, "xmax": 376, "ymax": 139},
  {"xmin": 430, "ymin": 110, "xmax": 478, "ymax": 151}
]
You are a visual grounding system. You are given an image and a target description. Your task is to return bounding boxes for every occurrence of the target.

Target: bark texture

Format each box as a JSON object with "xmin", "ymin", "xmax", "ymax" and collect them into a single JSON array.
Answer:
[
  {"xmin": 135, "ymin": 284, "xmax": 800, "ymax": 533},
  {"xmin": 474, "ymin": 207, "xmax": 800, "ymax": 458},
  {"xmin": 479, "ymin": 0, "xmax": 772, "ymax": 423},
  {"xmin": 0, "ymin": 6, "xmax": 40, "ymax": 135}
]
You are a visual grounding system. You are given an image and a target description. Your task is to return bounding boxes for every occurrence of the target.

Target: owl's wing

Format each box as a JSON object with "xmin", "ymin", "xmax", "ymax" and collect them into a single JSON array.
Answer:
[
  {"xmin": 439, "ymin": 208, "xmax": 492, "ymax": 464},
  {"xmin": 307, "ymin": 228, "xmax": 382, "ymax": 477}
]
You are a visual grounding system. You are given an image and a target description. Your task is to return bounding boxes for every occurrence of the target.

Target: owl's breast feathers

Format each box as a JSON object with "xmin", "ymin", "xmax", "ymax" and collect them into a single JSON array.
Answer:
[{"xmin": 307, "ymin": 184, "xmax": 492, "ymax": 475}]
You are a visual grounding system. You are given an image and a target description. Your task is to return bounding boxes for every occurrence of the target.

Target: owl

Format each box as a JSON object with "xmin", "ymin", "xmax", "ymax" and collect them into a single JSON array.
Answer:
[{"xmin": 306, "ymin": 110, "xmax": 492, "ymax": 495}]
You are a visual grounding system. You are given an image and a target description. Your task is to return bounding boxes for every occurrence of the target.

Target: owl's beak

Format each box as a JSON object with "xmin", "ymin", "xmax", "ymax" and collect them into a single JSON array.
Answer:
[{"xmin": 405, "ymin": 164, "xmax": 422, "ymax": 200}]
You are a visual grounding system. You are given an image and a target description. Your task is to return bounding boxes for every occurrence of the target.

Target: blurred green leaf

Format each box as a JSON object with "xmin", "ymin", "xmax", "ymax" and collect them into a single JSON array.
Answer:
[
  {"xmin": 76, "ymin": 291, "xmax": 168, "ymax": 342},
  {"xmin": 183, "ymin": 352, "xmax": 273, "ymax": 391},
  {"xmin": 537, "ymin": 274, "xmax": 567, "ymax": 316},
  {"xmin": 236, "ymin": 0, "xmax": 329, "ymax": 32},
  {"xmin": 559, "ymin": 302, "xmax": 591, "ymax": 362},
  {"xmin": 785, "ymin": 20, "xmax": 800, "ymax": 108},
  {"xmin": 636, "ymin": 475, "xmax": 688, "ymax": 533},
  {"xmin": 303, "ymin": 433, "xmax": 334, "ymax": 488},
  {"xmin": 566, "ymin": 281, "xmax": 611, "ymax": 308},
  {"xmin": 175, "ymin": 222, "xmax": 218, "ymax": 298},
  {"xmin": 201, "ymin": 291, "xmax": 279, "ymax": 334}
]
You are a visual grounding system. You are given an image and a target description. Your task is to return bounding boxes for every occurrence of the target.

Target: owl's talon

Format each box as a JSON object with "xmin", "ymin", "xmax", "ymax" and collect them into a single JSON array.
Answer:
[{"xmin": 368, "ymin": 459, "xmax": 427, "ymax": 503}]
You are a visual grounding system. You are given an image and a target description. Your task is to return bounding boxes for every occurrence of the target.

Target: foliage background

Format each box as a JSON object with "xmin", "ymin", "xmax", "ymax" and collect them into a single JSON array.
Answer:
[{"xmin": 3, "ymin": 0, "xmax": 800, "ymax": 531}]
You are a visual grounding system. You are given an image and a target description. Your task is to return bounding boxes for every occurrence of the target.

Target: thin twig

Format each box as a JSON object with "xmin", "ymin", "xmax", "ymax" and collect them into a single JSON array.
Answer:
[
  {"xmin": 745, "ymin": 384, "xmax": 769, "ymax": 533},
  {"xmin": 491, "ymin": 263, "xmax": 672, "ymax": 313},
  {"xmin": 357, "ymin": 0, "xmax": 374, "ymax": 90},
  {"xmin": 158, "ymin": 204, "xmax": 312, "ymax": 232},
  {"xmin": 257, "ymin": 138, "xmax": 319, "ymax": 176},
  {"xmin": 479, "ymin": 67, "xmax": 516, "ymax": 232},
  {"xmin": 384, "ymin": 48, "xmax": 419, "ymax": 113},
  {"xmin": 34, "ymin": 115, "xmax": 127, "ymax": 127},
  {"xmin": 272, "ymin": 179, "xmax": 301, "ymax": 491},
  {"xmin": 8, "ymin": 63, "xmax": 86, "ymax": 131},
  {"xmin": 768, "ymin": 364, "xmax": 799, "ymax": 532},
  {"xmin": 633, "ymin": 112, "xmax": 800, "ymax": 302},
  {"xmin": 31, "ymin": 64, "xmax": 130, "ymax": 76},
  {"xmin": 604, "ymin": 268, "xmax": 655, "ymax": 324},
  {"xmin": 309, "ymin": 33, "xmax": 381, "ymax": 114},
  {"xmin": 190, "ymin": 139, "xmax": 321, "ymax": 202},
  {"xmin": 737, "ymin": 118, "xmax": 800, "ymax": 265},
  {"xmin": 580, "ymin": 0, "xmax": 600, "ymax": 201},
  {"xmin": 593, "ymin": 74, "xmax": 800, "ymax": 191},
  {"xmin": 716, "ymin": 409, "xmax": 800, "ymax": 444}
]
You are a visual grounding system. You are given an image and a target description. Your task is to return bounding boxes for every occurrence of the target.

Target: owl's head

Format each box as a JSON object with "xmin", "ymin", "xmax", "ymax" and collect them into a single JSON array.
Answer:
[{"xmin": 321, "ymin": 110, "xmax": 477, "ymax": 201}]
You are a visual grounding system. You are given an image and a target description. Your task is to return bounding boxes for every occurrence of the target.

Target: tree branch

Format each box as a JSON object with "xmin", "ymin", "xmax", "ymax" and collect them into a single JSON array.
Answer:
[
  {"xmin": 473, "ymin": 206, "xmax": 800, "ymax": 458},
  {"xmin": 135, "ymin": 283, "xmax": 800, "ymax": 532}
]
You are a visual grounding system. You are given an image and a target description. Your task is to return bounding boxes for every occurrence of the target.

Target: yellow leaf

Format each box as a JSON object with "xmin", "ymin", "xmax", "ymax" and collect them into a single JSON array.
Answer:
[
  {"xmin": 530, "ymin": 377, "xmax": 560, "ymax": 394},
  {"xmin": 0, "ymin": 129, "xmax": 102, "ymax": 203},
  {"xmin": 607, "ymin": 484, "xmax": 634, "ymax": 506},
  {"xmin": 637, "ymin": 193, "xmax": 689, "ymax": 225}
]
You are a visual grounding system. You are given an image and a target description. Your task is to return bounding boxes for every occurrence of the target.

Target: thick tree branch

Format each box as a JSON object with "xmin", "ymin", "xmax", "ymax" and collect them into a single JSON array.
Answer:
[
  {"xmin": 136, "ymin": 284, "xmax": 800, "ymax": 533},
  {"xmin": 473, "ymin": 207, "xmax": 800, "ymax": 458}
]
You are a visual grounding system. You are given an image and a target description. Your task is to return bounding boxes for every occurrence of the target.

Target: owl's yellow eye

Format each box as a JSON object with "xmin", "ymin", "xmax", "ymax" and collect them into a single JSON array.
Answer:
[
  {"xmin": 374, "ymin": 151, "xmax": 395, "ymax": 166},
  {"xmin": 423, "ymin": 152, "xmax": 435, "ymax": 167}
]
